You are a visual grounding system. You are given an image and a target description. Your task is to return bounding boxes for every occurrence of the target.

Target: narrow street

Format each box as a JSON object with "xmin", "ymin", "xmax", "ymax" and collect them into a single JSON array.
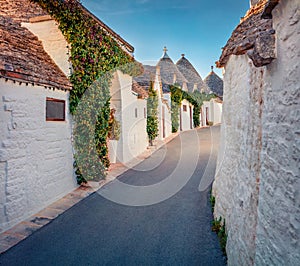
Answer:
[{"xmin": 0, "ymin": 126, "xmax": 225, "ymax": 266}]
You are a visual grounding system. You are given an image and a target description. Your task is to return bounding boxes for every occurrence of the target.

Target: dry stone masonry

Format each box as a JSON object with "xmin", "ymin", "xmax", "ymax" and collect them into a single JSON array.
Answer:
[{"xmin": 213, "ymin": 0, "xmax": 299, "ymax": 265}]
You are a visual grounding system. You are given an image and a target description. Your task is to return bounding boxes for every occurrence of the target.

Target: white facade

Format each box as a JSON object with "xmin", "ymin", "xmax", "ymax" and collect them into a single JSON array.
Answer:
[
  {"xmin": 154, "ymin": 67, "xmax": 172, "ymax": 140},
  {"xmin": 109, "ymin": 70, "xmax": 148, "ymax": 163},
  {"xmin": 157, "ymin": 99, "xmax": 172, "ymax": 140},
  {"xmin": 213, "ymin": 0, "xmax": 300, "ymax": 265},
  {"xmin": 202, "ymin": 99, "xmax": 222, "ymax": 125},
  {"xmin": 154, "ymin": 66, "xmax": 193, "ymax": 136},
  {"xmin": 22, "ymin": 18, "xmax": 70, "ymax": 77},
  {"xmin": 0, "ymin": 79, "xmax": 76, "ymax": 233},
  {"xmin": 180, "ymin": 99, "xmax": 193, "ymax": 131}
]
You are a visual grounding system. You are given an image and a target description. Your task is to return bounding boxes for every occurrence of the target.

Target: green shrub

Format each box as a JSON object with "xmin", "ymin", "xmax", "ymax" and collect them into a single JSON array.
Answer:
[{"xmin": 147, "ymin": 82, "xmax": 159, "ymax": 145}]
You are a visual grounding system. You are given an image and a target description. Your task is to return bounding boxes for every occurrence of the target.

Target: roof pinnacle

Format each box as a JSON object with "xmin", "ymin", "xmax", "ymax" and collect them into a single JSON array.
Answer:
[{"xmin": 162, "ymin": 46, "xmax": 170, "ymax": 59}]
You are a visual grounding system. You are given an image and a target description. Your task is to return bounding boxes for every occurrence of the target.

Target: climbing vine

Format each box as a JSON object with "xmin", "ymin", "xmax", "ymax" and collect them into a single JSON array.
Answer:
[
  {"xmin": 32, "ymin": 0, "xmax": 142, "ymax": 184},
  {"xmin": 147, "ymin": 82, "xmax": 159, "ymax": 145},
  {"xmin": 170, "ymin": 85, "xmax": 182, "ymax": 132},
  {"xmin": 190, "ymin": 90, "xmax": 216, "ymax": 127},
  {"xmin": 170, "ymin": 85, "xmax": 215, "ymax": 132}
]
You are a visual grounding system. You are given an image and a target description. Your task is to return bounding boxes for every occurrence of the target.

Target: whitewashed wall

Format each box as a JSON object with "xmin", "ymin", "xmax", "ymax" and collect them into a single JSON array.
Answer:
[
  {"xmin": 180, "ymin": 99, "xmax": 193, "ymax": 131},
  {"xmin": 202, "ymin": 101, "xmax": 210, "ymax": 125},
  {"xmin": 0, "ymin": 79, "xmax": 76, "ymax": 233},
  {"xmin": 162, "ymin": 94, "xmax": 172, "ymax": 139},
  {"xmin": 212, "ymin": 100, "xmax": 222, "ymax": 125},
  {"xmin": 163, "ymin": 101, "xmax": 172, "ymax": 139},
  {"xmin": 213, "ymin": 0, "xmax": 300, "ymax": 265},
  {"xmin": 157, "ymin": 99, "xmax": 172, "ymax": 141},
  {"xmin": 212, "ymin": 54, "xmax": 262, "ymax": 265},
  {"xmin": 110, "ymin": 71, "xmax": 148, "ymax": 163},
  {"xmin": 254, "ymin": 0, "xmax": 300, "ymax": 264},
  {"xmin": 22, "ymin": 19, "xmax": 70, "ymax": 77},
  {"xmin": 202, "ymin": 99, "xmax": 222, "ymax": 125}
]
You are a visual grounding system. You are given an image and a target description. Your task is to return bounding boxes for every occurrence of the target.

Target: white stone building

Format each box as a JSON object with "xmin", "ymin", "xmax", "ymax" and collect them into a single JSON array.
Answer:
[
  {"xmin": 109, "ymin": 71, "xmax": 148, "ymax": 163},
  {"xmin": 0, "ymin": 0, "xmax": 143, "ymax": 232},
  {"xmin": 212, "ymin": 0, "xmax": 300, "ymax": 265},
  {"xmin": 134, "ymin": 48, "xmax": 196, "ymax": 137},
  {"xmin": 153, "ymin": 66, "xmax": 172, "ymax": 140},
  {"xmin": 202, "ymin": 66, "xmax": 224, "ymax": 126},
  {"xmin": 202, "ymin": 98, "xmax": 222, "ymax": 126},
  {"xmin": 0, "ymin": 15, "xmax": 76, "ymax": 232},
  {"xmin": 156, "ymin": 48, "xmax": 193, "ymax": 133}
]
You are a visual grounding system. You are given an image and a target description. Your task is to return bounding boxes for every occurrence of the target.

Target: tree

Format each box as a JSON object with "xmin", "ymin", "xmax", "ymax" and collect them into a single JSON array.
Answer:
[{"xmin": 146, "ymin": 81, "xmax": 159, "ymax": 146}]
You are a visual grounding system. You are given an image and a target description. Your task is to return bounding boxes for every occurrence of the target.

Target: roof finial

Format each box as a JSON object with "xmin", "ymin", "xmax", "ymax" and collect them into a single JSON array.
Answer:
[
  {"xmin": 211, "ymin": 66, "xmax": 214, "ymax": 72},
  {"xmin": 181, "ymin": 54, "xmax": 185, "ymax": 58},
  {"xmin": 162, "ymin": 46, "xmax": 170, "ymax": 59}
]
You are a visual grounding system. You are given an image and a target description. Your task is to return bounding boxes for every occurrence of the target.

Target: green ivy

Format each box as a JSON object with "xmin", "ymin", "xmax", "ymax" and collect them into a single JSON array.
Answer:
[
  {"xmin": 170, "ymin": 85, "xmax": 216, "ymax": 131},
  {"xmin": 170, "ymin": 85, "xmax": 182, "ymax": 132},
  {"xmin": 32, "ymin": 0, "xmax": 142, "ymax": 184},
  {"xmin": 147, "ymin": 82, "xmax": 159, "ymax": 145}
]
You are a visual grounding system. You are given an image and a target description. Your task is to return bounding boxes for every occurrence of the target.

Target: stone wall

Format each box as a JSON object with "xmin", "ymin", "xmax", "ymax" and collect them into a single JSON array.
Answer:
[
  {"xmin": 0, "ymin": 79, "xmax": 76, "ymax": 232},
  {"xmin": 212, "ymin": 0, "xmax": 300, "ymax": 265},
  {"xmin": 212, "ymin": 54, "xmax": 264, "ymax": 265},
  {"xmin": 254, "ymin": 0, "xmax": 300, "ymax": 264}
]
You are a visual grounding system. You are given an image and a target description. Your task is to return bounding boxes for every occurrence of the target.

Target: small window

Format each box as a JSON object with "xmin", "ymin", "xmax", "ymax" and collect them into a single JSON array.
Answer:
[
  {"xmin": 183, "ymin": 105, "xmax": 187, "ymax": 112},
  {"xmin": 46, "ymin": 98, "xmax": 65, "ymax": 121},
  {"xmin": 135, "ymin": 108, "xmax": 138, "ymax": 118}
]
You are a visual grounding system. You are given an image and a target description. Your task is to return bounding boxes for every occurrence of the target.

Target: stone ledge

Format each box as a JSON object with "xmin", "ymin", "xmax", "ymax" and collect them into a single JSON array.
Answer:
[{"xmin": 29, "ymin": 15, "xmax": 52, "ymax": 23}]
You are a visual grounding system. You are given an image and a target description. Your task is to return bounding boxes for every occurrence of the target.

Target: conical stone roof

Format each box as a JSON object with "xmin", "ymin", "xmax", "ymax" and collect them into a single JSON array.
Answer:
[
  {"xmin": 176, "ymin": 54, "xmax": 207, "ymax": 93},
  {"xmin": 157, "ymin": 47, "xmax": 187, "ymax": 88},
  {"xmin": 204, "ymin": 67, "xmax": 224, "ymax": 97}
]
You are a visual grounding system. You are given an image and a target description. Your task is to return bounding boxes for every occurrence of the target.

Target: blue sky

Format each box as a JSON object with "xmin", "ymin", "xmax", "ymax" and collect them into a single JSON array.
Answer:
[{"xmin": 82, "ymin": 0, "xmax": 250, "ymax": 79}]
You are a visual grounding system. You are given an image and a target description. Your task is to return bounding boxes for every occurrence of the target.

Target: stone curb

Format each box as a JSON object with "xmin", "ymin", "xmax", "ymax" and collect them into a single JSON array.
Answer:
[{"xmin": 0, "ymin": 132, "xmax": 179, "ymax": 254}]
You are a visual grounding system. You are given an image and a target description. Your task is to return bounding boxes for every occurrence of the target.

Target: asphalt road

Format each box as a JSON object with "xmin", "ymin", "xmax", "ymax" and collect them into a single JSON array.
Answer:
[{"xmin": 0, "ymin": 126, "xmax": 226, "ymax": 266}]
